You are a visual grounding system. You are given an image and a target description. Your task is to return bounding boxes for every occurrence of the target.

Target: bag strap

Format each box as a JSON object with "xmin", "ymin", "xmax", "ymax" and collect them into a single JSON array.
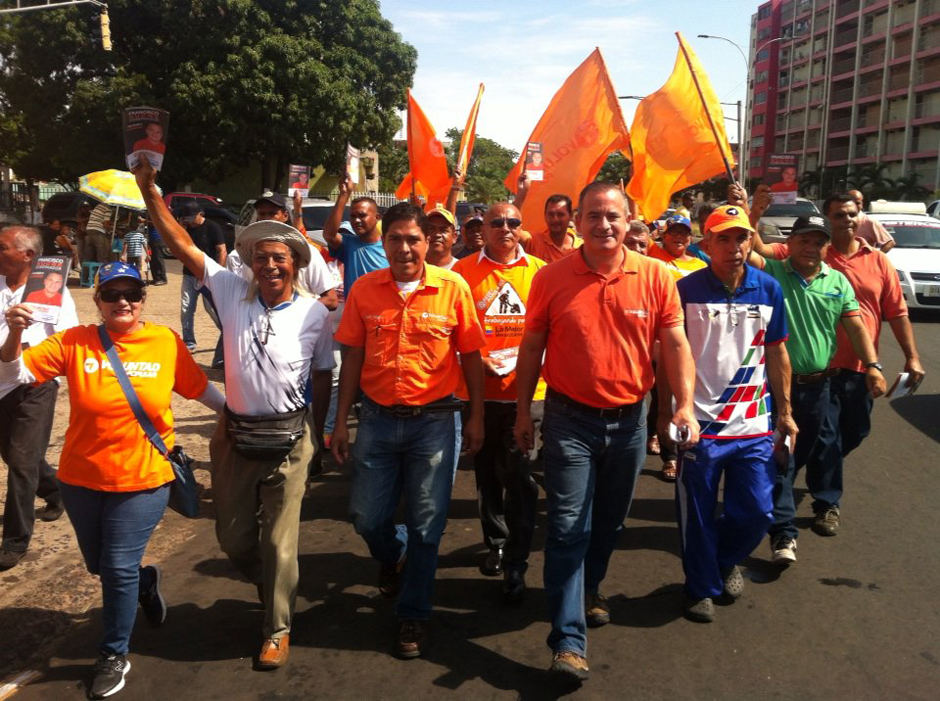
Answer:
[{"xmin": 97, "ymin": 324, "xmax": 170, "ymax": 458}]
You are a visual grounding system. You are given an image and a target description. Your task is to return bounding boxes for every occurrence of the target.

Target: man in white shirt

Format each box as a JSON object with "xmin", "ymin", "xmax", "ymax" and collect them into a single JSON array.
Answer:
[
  {"xmin": 136, "ymin": 162, "xmax": 334, "ymax": 671},
  {"xmin": 0, "ymin": 225, "xmax": 79, "ymax": 570}
]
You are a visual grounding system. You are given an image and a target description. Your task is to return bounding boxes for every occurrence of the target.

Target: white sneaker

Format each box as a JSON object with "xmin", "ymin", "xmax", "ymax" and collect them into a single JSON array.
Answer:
[{"xmin": 771, "ymin": 536, "xmax": 797, "ymax": 564}]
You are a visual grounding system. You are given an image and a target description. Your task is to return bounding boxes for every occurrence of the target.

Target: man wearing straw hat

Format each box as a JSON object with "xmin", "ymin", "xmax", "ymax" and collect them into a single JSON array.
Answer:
[{"xmin": 135, "ymin": 161, "xmax": 334, "ymax": 671}]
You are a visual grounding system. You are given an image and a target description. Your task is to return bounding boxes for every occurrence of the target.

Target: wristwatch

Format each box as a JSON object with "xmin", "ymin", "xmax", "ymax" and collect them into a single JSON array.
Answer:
[{"xmin": 865, "ymin": 362, "xmax": 883, "ymax": 372}]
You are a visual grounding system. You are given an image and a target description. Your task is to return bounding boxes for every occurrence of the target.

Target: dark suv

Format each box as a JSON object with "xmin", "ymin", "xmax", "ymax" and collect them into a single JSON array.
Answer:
[{"xmin": 41, "ymin": 191, "xmax": 96, "ymax": 222}]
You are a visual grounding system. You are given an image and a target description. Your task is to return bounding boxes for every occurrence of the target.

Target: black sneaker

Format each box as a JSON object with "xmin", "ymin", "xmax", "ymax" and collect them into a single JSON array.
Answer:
[
  {"xmin": 90, "ymin": 653, "xmax": 130, "ymax": 699},
  {"xmin": 138, "ymin": 565, "xmax": 166, "ymax": 627},
  {"xmin": 0, "ymin": 548, "xmax": 26, "ymax": 570},
  {"xmin": 37, "ymin": 500, "xmax": 65, "ymax": 522}
]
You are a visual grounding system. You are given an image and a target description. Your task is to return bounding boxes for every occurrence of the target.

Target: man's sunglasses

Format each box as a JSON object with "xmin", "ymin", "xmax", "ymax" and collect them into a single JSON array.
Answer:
[
  {"xmin": 99, "ymin": 288, "xmax": 144, "ymax": 303},
  {"xmin": 489, "ymin": 217, "xmax": 522, "ymax": 229}
]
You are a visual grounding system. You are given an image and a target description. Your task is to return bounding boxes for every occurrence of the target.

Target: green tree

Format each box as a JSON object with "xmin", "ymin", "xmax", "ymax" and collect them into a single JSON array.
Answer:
[
  {"xmin": 594, "ymin": 151, "xmax": 632, "ymax": 185},
  {"xmin": 0, "ymin": 1, "xmax": 416, "ymax": 191},
  {"xmin": 891, "ymin": 173, "xmax": 930, "ymax": 202},
  {"xmin": 377, "ymin": 141, "xmax": 409, "ymax": 192}
]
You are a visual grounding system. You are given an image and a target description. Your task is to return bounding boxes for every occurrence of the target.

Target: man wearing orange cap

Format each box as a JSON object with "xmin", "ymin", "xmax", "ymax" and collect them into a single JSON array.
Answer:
[
  {"xmin": 425, "ymin": 204, "xmax": 459, "ymax": 270},
  {"xmin": 663, "ymin": 205, "xmax": 797, "ymax": 624}
]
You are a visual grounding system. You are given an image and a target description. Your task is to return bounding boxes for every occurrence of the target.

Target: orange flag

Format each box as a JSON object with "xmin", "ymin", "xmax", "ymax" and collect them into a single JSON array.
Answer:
[
  {"xmin": 395, "ymin": 89, "xmax": 450, "ymax": 204},
  {"xmin": 626, "ymin": 32, "xmax": 735, "ymax": 221},
  {"xmin": 456, "ymin": 83, "xmax": 485, "ymax": 175},
  {"xmin": 504, "ymin": 49, "xmax": 629, "ymax": 229}
]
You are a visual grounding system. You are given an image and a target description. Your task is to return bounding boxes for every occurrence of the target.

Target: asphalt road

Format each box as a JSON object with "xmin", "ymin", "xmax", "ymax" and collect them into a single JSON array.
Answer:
[{"xmin": 2, "ymin": 278, "xmax": 939, "ymax": 700}]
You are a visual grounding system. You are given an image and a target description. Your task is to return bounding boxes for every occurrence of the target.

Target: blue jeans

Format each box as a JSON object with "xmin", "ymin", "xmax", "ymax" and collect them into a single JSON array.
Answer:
[
  {"xmin": 676, "ymin": 436, "xmax": 774, "ymax": 600},
  {"xmin": 180, "ymin": 274, "xmax": 221, "ymax": 350},
  {"xmin": 770, "ymin": 378, "xmax": 831, "ymax": 540},
  {"xmin": 349, "ymin": 395, "xmax": 461, "ymax": 620},
  {"xmin": 541, "ymin": 395, "xmax": 645, "ymax": 656},
  {"xmin": 59, "ymin": 482, "xmax": 169, "ymax": 655},
  {"xmin": 804, "ymin": 370, "xmax": 873, "ymax": 512}
]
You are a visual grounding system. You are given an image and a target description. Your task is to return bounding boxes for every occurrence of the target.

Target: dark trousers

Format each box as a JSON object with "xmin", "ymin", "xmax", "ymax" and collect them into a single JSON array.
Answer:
[
  {"xmin": 770, "ymin": 377, "xmax": 832, "ymax": 541},
  {"xmin": 472, "ymin": 401, "xmax": 542, "ymax": 573},
  {"xmin": 804, "ymin": 370, "xmax": 873, "ymax": 512},
  {"xmin": 646, "ymin": 383, "xmax": 677, "ymax": 462},
  {"xmin": 1, "ymin": 381, "xmax": 61, "ymax": 553},
  {"xmin": 148, "ymin": 234, "xmax": 166, "ymax": 283}
]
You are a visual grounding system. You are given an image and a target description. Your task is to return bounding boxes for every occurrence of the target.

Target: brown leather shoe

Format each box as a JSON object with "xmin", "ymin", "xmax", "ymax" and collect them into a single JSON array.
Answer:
[
  {"xmin": 550, "ymin": 651, "xmax": 589, "ymax": 682},
  {"xmin": 396, "ymin": 620, "xmax": 427, "ymax": 659},
  {"xmin": 257, "ymin": 635, "xmax": 289, "ymax": 670}
]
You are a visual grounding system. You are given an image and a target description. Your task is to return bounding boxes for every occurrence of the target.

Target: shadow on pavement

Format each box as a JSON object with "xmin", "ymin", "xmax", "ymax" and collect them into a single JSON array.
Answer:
[
  {"xmin": 0, "ymin": 607, "xmax": 88, "ymax": 677},
  {"xmin": 890, "ymin": 394, "xmax": 940, "ymax": 443}
]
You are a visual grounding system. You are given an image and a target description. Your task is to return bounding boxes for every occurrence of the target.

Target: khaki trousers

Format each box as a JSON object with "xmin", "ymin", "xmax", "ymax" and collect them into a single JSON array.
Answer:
[{"xmin": 209, "ymin": 416, "xmax": 313, "ymax": 638}]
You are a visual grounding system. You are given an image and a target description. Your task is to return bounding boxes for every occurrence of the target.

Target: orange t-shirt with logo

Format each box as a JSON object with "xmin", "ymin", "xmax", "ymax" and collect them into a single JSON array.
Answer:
[
  {"xmin": 522, "ymin": 228, "xmax": 582, "ymax": 264},
  {"xmin": 452, "ymin": 250, "xmax": 547, "ymax": 401},
  {"xmin": 525, "ymin": 248, "xmax": 684, "ymax": 408},
  {"xmin": 23, "ymin": 323, "xmax": 208, "ymax": 492},
  {"xmin": 335, "ymin": 264, "xmax": 486, "ymax": 406}
]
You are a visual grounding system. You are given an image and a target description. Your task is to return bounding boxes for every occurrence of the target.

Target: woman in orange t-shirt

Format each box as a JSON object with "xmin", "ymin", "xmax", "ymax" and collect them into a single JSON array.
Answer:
[{"xmin": 1, "ymin": 262, "xmax": 224, "ymax": 699}]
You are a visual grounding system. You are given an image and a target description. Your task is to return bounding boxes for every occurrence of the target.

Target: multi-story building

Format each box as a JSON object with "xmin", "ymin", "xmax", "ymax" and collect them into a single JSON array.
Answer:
[{"xmin": 746, "ymin": 0, "xmax": 940, "ymax": 193}]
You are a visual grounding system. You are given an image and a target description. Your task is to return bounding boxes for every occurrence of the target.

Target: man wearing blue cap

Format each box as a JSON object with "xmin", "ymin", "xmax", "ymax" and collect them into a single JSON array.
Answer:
[{"xmin": 648, "ymin": 215, "xmax": 708, "ymax": 281}]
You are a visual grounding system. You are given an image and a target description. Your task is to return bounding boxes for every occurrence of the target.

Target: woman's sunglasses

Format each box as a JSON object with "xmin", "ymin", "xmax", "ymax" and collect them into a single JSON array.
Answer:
[{"xmin": 99, "ymin": 288, "xmax": 144, "ymax": 303}]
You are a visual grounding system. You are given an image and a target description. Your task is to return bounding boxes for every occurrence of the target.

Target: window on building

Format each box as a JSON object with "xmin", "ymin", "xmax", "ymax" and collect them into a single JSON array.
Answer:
[
  {"xmin": 755, "ymin": 91, "xmax": 768, "ymax": 105},
  {"xmin": 750, "ymin": 156, "xmax": 762, "ymax": 168},
  {"xmin": 758, "ymin": 27, "xmax": 772, "ymax": 40},
  {"xmin": 756, "ymin": 48, "xmax": 770, "ymax": 62},
  {"xmin": 753, "ymin": 113, "xmax": 766, "ymax": 126},
  {"xmin": 758, "ymin": 5, "xmax": 772, "ymax": 20},
  {"xmin": 752, "ymin": 136, "xmax": 765, "ymax": 148},
  {"xmin": 756, "ymin": 70, "xmax": 769, "ymax": 83}
]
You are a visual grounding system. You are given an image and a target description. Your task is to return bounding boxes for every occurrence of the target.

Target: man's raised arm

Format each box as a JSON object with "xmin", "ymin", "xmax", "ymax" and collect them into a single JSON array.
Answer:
[
  {"xmin": 132, "ymin": 160, "xmax": 207, "ymax": 280},
  {"xmin": 323, "ymin": 173, "xmax": 353, "ymax": 250}
]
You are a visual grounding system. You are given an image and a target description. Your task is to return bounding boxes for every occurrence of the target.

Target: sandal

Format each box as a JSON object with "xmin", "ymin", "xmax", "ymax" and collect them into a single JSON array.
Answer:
[
  {"xmin": 661, "ymin": 460, "xmax": 678, "ymax": 482},
  {"xmin": 647, "ymin": 435, "xmax": 661, "ymax": 455}
]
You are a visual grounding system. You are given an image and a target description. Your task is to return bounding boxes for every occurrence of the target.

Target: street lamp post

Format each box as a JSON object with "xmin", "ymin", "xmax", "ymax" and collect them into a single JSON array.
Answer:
[{"xmin": 697, "ymin": 33, "xmax": 803, "ymax": 185}]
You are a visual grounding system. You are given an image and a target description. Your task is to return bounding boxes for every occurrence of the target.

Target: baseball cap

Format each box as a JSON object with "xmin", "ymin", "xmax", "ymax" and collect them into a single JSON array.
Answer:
[
  {"xmin": 426, "ymin": 204, "xmax": 455, "ymax": 227},
  {"xmin": 95, "ymin": 262, "xmax": 142, "ymax": 290},
  {"xmin": 235, "ymin": 220, "xmax": 311, "ymax": 269},
  {"xmin": 790, "ymin": 214, "xmax": 831, "ymax": 238},
  {"xmin": 703, "ymin": 205, "xmax": 755, "ymax": 235},
  {"xmin": 254, "ymin": 192, "xmax": 289, "ymax": 212},
  {"xmin": 462, "ymin": 213, "xmax": 484, "ymax": 229},
  {"xmin": 664, "ymin": 215, "xmax": 692, "ymax": 231},
  {"xmin": 177, "ymin": 201, "xmax": 203, "ymax": 222}
]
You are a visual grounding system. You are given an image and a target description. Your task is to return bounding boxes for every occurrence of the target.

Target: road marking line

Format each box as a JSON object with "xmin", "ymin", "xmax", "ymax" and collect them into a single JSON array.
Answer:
[{"xmin": 0, "ymin": 670, "xmax": 40, "ymax": 700}]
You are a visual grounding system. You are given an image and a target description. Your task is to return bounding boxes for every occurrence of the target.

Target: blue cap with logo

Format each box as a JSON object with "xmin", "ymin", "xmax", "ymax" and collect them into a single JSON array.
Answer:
[
  {"xmin": 664, "ymin": 214, "xmax": 692, "ymax": 231},
  {"xmin": 95, "ymin": 262, "xmax": 142, "ymax": 290}
]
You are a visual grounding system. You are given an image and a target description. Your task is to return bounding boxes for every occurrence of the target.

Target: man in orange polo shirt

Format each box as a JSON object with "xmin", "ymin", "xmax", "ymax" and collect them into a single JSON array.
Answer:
[
  {"xmin": 332, "ymin": 202, "xmax": 486, "ymax": 660},
  {"xmin": 453, "ymin": 202, "xmax": 546, "ymax": 603},
  {"xmin": 514, "ymin": 182, "xmax": 698, "ymax": 683},
  {"xmin": 512, "ymin": 174, "xmax": 583, "ymax": 263}
]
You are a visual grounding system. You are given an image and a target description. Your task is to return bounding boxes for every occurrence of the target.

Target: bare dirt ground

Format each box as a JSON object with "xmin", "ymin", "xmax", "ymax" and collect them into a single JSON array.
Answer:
[{"xmin": 0, "ymin": 260, "xmax": 224, "ymax": 677}]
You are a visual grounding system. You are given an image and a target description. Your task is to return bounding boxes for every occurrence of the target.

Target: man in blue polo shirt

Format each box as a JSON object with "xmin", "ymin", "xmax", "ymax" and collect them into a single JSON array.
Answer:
[
  {"xmin": 746, "ymin": 215, "xmax": 885, "ymax": 565},
  {"xmin": 323, "ymin": 172, "xmax": 388, "ymax": 294},
  {"xmin": 662, "ymin": 205, "xmax": 798, "ymax": 623}
]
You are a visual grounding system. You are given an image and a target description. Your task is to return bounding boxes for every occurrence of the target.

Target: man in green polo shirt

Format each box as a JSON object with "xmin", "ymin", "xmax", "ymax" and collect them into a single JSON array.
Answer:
[{"xmin": 748, "ymin": 215, "xmax": 885, "ymax": 565}]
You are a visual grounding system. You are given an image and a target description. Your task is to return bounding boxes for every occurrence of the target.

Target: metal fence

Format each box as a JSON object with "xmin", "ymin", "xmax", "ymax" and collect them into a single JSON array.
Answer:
[{"xmin": 307, "ymin": 187, "xmax": 401, "ymax": 209}]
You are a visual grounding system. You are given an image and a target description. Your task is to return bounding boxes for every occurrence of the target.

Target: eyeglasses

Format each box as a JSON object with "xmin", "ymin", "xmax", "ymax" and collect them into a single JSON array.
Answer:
[
  {"xmin": 489, "ymin": 217, "xmax": 522, "ymax": 229},
  {"xmin": 99, "ymin": 288, "xmax": 143, "ymax": 303}
]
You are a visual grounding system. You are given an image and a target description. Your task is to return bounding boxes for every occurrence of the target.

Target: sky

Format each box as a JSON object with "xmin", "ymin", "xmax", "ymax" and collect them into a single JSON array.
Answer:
[{"xmin": 381, "ymin": 0, "xmax": 758, "ymax": 153}]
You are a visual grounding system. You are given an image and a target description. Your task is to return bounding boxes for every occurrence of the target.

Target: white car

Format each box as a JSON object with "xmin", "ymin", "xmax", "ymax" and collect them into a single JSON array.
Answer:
[
  {"xmin": 868, "ymin": 209, "xmax": 940, "ymax": 310},
  {"xmin": 757, "ymin": 198, "xmax": 821, "ymax": 242}
]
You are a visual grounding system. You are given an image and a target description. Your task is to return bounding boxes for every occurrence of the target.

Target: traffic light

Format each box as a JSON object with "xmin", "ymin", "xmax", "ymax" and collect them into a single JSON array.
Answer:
[{"xmin": 100, "ymin": 8, "xmax": 112, "ymax": 51}]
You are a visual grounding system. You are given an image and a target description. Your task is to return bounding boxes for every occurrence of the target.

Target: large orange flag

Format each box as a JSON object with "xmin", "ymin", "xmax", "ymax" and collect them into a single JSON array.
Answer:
[
  {"xmin": 504, "ymin": 49, "xmax": 629, "ymax": 229},
  {"xmin": 626, "ymin": 32, "xmax": 735, "ymax": 220},
  {"xmin": 395, "ymin": 89, "xmax": 450, "ymax": 204}
]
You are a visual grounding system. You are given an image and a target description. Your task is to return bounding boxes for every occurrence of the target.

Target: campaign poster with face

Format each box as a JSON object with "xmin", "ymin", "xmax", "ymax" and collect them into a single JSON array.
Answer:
[
  {"xmin": 123, "ymin": 107, "xmax": 170, "ymax": 170},
  {"xmin": 525, "ymin": 142, "xmax": 544, "ymax": 181},
  {"xmin": 765, "ymin": 154, "xmax": 800, "ymax": 204},
  {"xmin": 288, "ymin": 164, "xmax": 311, "ymax": 197}
]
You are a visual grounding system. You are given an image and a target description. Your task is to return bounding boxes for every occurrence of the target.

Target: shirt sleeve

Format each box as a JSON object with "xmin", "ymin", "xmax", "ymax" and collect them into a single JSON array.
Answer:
[
  {"xmin": 170, "ymin": 329, "xmax": 209, "ymax": 399},
  {"xmin": 452, "ymin": 278, "xmax": 487, "ymax": 354},
  {"xmin": 837, "ymin": 271, "xmax": 861, "ymax": 316},
  {"xmin": 523, "ymin": 267, "xmax": 551, "ymax": 334},
  {"xmin": 209, "ymin": 221, "xmax": 225, "ymax": 249},
  {"xmin": 765, "ymin": 278, "xmax": 789, "ymax": 345},
  {"xmin": 870, "ymin": 218, "xmax": 894, "ymax": 248},
  {"xmin": 201, "ymin": 253, "xmax": 248, "ymax": 318},
  {"xmin": 21, "ymin": 328, "xmax": 70, "ymax": 383},
  {"xmin": 309, "ymin": 307, "xmax": 335, "ymax": 372},
  {"xmin": 303, "ymin": 249, "xmax": 336, "ymax": 296},
  {"xmin": 333, "ymin": 281, "xmax": 366, "ymax": 347},
  {"xmin": 878, "ymin": 253, "xmax": 909, "ymax": 319},
  {"xmin": 655, "ymin": 264, "xmax": 684, "ymax": 329},
  {"xmin": 328, "ymin": 229, "xmax": 349, "ymax": 259},
  {"xmin": 767, "ymin": 242, "xmax": 789, "ymax": 260}
]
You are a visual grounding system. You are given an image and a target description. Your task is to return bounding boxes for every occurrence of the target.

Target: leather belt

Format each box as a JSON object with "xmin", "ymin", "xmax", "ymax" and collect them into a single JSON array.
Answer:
[
  {"xmin": 546, "ymin": 388, "xmax": 640, "ymax": 419},
  {"xmin": 369, "ymin": 399, "xmax": 464, "ymax": 417},
  {"xmin": 794, "ymin": 368, "xmax": 839, "ymax": 384}
]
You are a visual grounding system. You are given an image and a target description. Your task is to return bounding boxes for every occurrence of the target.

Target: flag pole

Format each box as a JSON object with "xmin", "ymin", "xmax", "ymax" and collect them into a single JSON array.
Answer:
[{"xmin": 676, "ymin": 32, "xmax": 737, "ymax": 184}]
